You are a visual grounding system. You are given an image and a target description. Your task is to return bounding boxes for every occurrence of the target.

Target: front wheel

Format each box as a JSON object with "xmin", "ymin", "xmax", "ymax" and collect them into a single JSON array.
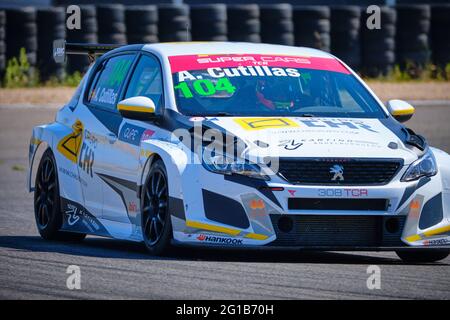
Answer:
[
  {"xmin": 141, "ymin": 159, "xmax": 172, "ymax": 255},
  {"xmin": 396, "ymin": 249, "xmax": 449, "ymax": 263},
  {"xmin": 34, "ymin": 149, "xmax": 86, "ymax": 242}
]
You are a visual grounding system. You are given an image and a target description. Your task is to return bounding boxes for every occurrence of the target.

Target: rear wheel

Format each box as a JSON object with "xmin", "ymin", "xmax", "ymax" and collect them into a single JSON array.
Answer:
[
  {"xmin": 34, "ymin": 149, "xmax": 86, "ymax": 241},
  {"xmin": 141, "ymin": 159, "xmax": 172, "ymax": 255},
  {"xmin": 396, "ymin": 249, "xmax": 449, "ymax": 263}
]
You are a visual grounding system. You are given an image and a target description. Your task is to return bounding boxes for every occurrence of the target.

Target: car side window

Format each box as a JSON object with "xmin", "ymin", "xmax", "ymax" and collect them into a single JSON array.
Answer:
[
  {"xmin": 124, "ymin": 55, "xmax": 163, "ymax": 108},
  {"xmin": 88, "ymin": 54, "xmax": 135, "ymax": 111}
]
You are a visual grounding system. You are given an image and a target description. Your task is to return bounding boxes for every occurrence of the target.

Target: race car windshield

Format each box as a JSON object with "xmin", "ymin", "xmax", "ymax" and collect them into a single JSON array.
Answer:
[{"xmin": 170, "ymin": 54, "xmax": 386, "ymax": 118}]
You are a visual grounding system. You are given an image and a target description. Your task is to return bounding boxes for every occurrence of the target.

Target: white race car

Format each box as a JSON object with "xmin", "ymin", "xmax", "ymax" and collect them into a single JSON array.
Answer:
[{"xmin": 28, "ymin": 41, "xmax": 450, "ymax": 262}]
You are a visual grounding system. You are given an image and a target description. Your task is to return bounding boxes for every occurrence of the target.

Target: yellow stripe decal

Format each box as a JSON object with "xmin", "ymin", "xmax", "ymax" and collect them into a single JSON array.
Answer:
[
  {"xmin": 405, "ymin": 234, "xmax": 422, "ymax": 242},
  {"xmin": 405, "ymin": 225, "xmax": 450, "ymax": 242},
  {"xmin": 423, "ymin": 225, "xmax": 450, "ymax": 237},
  {"xmin": 117, "ymin": 104, "xmax": 155, "ymax": 113},
  {"xmin": 244, "ymin": 233, "xmax": 269, "ymax": 240},
  {"xmin": 185, "ymin": 220, "xmax": 241, "ymax": 236},
  {"xmin": 392, "ymin": 108, "xmax": 415, "ymax": 116}
]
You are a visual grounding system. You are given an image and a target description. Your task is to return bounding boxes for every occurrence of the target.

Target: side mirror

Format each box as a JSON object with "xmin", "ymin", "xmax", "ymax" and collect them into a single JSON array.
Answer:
[
  {"xmin": 386, "ymin": 99, "xmax": 415, "ymax": 123},
  {"xmin": 117, "ymin": 96, "xmax": 156, "ymax": 120}
]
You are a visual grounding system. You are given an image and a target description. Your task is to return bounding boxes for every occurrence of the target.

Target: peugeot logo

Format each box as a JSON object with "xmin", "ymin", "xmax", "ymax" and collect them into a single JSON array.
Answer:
[{"xmin": 330, "ymin": 164, "xmax": 344, "ymax": 181}]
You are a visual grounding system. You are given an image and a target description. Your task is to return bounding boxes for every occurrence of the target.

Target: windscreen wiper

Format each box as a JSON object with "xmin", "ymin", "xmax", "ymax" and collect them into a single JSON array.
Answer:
[
  {"xmin": 205, "ymin": 112, "xmax": 235, "ymax": 117},
  {"xmin": 299, "ymin": 113, "xmax": 315, "ymax": 117}
]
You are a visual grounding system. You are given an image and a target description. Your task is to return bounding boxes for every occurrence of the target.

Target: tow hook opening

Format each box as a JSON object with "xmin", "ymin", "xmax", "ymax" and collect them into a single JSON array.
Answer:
[
  {"xmin": 278, "ymin": 216, "xmax": 294, "ymax": 233},
  {"xmin": 385, "ymin": 217, "xmax": 400, "ymax": 234}
]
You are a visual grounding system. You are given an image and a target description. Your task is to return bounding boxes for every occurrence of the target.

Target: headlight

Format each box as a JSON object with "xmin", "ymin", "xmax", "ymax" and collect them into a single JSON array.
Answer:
[
  {"xmin": 202, "ymin": 150, "xmax": 269, "ymax": 180},
  {"xmin": 401, "ymin": 150, "xmax": 437, "ymax": 182}
]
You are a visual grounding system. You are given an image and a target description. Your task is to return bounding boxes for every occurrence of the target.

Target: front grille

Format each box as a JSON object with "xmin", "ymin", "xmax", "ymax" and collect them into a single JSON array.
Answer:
[
  {"xmin": 278, "ymin": 158, "xmax": 402, "ymax": 185},
  {"xmin": 269, "ymin": 215, "xmax": 406, "ymax": 247},
  {"xmin": 288, "ymin": 198, "xmax": 389, "ymax": 211}
]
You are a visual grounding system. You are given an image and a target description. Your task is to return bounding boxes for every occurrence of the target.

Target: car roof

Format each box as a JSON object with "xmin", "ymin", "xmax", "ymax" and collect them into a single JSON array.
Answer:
[{"xmin": 142, "ymin": 42, "xmax": 335, "ymax": 59}]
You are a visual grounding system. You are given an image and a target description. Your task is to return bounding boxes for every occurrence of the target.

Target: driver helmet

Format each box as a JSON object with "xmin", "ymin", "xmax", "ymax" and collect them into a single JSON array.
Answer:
[{"xmin": 256, "ymin": 78, "xmax": 295, "ymax": 110}]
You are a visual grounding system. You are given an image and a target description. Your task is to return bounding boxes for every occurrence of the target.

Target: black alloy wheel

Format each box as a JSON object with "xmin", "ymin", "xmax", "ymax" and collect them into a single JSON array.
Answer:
[
  {"xmin": 34, "ymin": 149, "xmax": 85, "ymax": 241},
  {"xmin": 142, "ymin": 159, "xmax": 172, "ymax": 255}
]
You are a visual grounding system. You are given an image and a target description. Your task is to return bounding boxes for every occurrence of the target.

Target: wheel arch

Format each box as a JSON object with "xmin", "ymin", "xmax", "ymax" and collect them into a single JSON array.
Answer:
[
  {"xmin": 28, "ymin": 122, "xmax": 81, "ymax": 192},
  {"xmin": 138, "ymin": 140, "xmax": 188, "ymax": 200},
  {"xmin": 431, "ymin": 147, "xmax": 450, "ymax": 223}
]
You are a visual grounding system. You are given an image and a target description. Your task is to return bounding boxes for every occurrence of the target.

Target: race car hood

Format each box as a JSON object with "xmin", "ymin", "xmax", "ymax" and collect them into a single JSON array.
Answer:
[{"xmin": 205, "ymin": 116, "xmax": 419, "ymax": 165}]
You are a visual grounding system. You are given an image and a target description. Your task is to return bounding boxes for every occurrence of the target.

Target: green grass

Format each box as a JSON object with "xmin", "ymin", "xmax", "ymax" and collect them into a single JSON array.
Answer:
[
  {"xmin": 2, "ymin": 48, "xmax": 83, "ymax": 88},
  {"xmin": 3, "ymin": 48, "xmax": 39, "ymax": 88},
  {"xmin": 362, "ymin": 63, "xmax": 450, "ymax": 83},
  {"xmin": 43, "ymin": 71, "xmax": 83, "ymax": 87}
]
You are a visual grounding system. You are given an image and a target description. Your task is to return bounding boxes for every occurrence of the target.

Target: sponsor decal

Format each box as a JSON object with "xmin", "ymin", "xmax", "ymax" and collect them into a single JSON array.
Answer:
[
  {"xmin": 196, "ymin": 234, "xmax": 243, "ymax": 245},
  {"xmin": 174, "ymin": 78, "xmax": 236, "ymax": 99},
  {"xmin": 169, "ymin": 54, "xmax": 350, "ymax": 74},
  {"xmin": 128, "ymin": 201, "xmax": 138, "ymax": 213},
  {"xmin": 119, "ymin": 123, "xmax": 146, "ymax": 146},
  {"xmin": 57, "ymin": 120, "xmax": 83, "ymax": 163},
  {"xmin": 278, "ymin": 139, "xmax": 303, "ymax": 150},
  {"xmin": 250, "ymin": 199, "xmax": 265, "ymax": 210},
  {"xmin": 84, "ymin": 130, "xmax": 98, "ymax": 149},
  {"xmin": 234, "ymin": 117, "xmax": 299, "ymax": 130},
  {"xmin": 249, "ymin": 199, "xmax": 267, "ymax": 219},
  {"xmin": 141, "ymin": 129, "xmax": 155, "ymax": 141},
  {"xmin": 318, "ymin": 188, "xmax": 369, "ymax": 197},
  {"xmin": 410, "ymin": 200, "xmax": 421, "ymax": 210},
  {"xmin": 330, "ymin": 164, "xmax": 344, "ymax": 181},
  {"xmin": 59, "ymin": 167, "xmax": 87, "ymax": 187},
  {"xmin": 409, "ymin": 199, "xmax": 422, "ymax": 218},
  {"xmin": 423, "ymin": 238, "xmax": 449, "ymax": 246},
  {"xmin": 65, "ymin": 203, "xmax": 81, "ymax": 226},
  {"xmin": 90, "ymin": 88, "xmax": 118, "ymax": 105},
  {"xmin": 293, "ymin": 138, "xmax": 380, "ymax": 148},
  {"xmin": 177, "ymin": 67, "xmax": 300, "ymax": 82},
  {"xmin": 140, "ymin": 149, "xmax": 153, "ymax": 158},
  {"xmin": 299, "ymin": 119, "xmax": 377, "ymax": 132},
  {"xmin": 61, "ymin": 198, "xmax": 109, "ymax": 235},
  {"xmin": 78, "ymin": 142, "xmax": 94, "ymax": 178}
]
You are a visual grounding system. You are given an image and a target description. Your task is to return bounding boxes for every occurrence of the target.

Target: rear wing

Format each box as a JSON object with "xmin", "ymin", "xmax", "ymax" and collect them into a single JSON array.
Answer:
[{"xmin": 53, "ymin": 39, "xmax": 122, "ymax": 63}]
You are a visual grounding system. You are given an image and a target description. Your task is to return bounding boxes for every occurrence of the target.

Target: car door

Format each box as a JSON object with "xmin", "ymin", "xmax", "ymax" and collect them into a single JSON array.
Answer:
[
  {"xmin": 80, "ymin": 53, "xmax": 137, "ymax": 228},
  {"xmin": 99, "ymin": 53, "xmax": 164, "ymax": 234}
]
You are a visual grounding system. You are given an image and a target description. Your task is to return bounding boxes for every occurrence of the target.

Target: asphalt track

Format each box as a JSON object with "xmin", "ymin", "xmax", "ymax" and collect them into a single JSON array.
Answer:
[{"xmin": 0, "ymin": 104, "xmax": 449, "ymax": 300}]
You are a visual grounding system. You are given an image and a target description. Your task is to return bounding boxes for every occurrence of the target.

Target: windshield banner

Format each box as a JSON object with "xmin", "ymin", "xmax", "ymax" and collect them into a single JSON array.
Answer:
[{"xmin": 169, "ymin": 54, "xmax": 350, "ymax": 74}]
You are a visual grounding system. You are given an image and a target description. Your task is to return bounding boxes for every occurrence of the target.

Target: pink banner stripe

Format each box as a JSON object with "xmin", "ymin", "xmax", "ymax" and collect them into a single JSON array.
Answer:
[{"xmin": 169, "ymin": 54, "xmax": 350, "ymax": 74}]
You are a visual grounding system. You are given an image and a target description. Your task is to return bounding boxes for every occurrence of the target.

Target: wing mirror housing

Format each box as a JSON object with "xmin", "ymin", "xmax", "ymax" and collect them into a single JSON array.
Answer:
[
  {"xmin": 117, "ymin": 96, "xmax": 156, "ymax": 120},
  {"xmin": 386, "ymin": 99, "xmax": 415, "ymax": 123}
]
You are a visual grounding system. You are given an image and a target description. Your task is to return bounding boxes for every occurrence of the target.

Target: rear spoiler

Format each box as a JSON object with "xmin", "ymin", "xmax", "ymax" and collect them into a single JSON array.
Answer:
[{"xmin": 53, "ymin": 39, "xmax": 122, "ymax": 63}]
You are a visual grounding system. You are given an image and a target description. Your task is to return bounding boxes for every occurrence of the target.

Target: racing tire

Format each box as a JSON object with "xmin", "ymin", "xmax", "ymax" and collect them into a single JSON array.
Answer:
[
  {"xmin": 141, "ymin": 159, "xmax": 172, "ymax": 256},
  {"xmin": 396, "ymin": 250, "xmax": 450, "ymax": 263},
  {"xmin": 34, "ymin": 149, "xmax": 86, "ymax": 242},
  {"xmin": 260, "ymin": 4, "xmax": 292, "ymax": 20}
]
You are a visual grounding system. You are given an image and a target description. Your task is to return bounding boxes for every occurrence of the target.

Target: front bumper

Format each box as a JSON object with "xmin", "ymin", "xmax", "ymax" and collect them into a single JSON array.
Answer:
[{"xmin": 172, "ymin": 164, "xmax": 450, "ymax": 249}]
